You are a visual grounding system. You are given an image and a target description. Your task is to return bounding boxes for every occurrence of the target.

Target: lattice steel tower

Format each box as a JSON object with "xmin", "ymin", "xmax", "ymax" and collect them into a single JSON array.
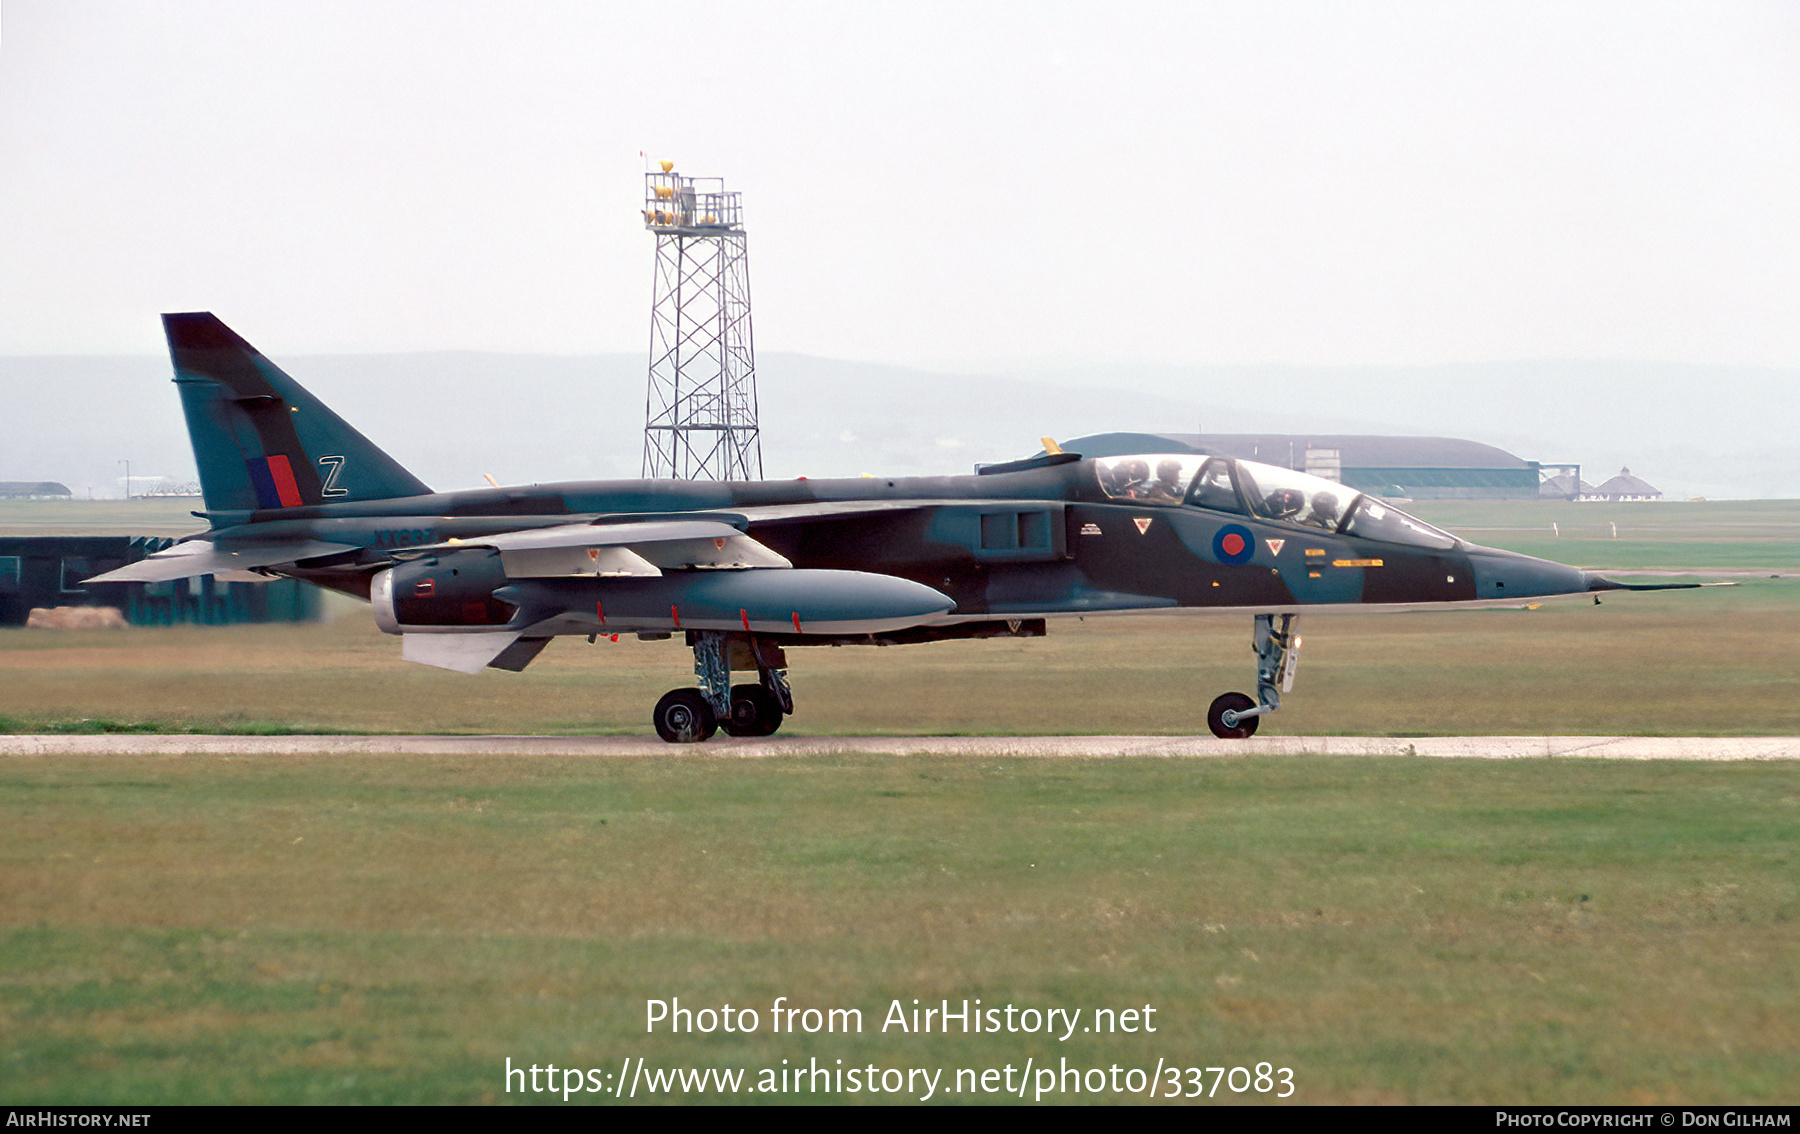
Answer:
[{"xmin": 640, "ymin": 163, "xmax": 762, "ymax": 480}]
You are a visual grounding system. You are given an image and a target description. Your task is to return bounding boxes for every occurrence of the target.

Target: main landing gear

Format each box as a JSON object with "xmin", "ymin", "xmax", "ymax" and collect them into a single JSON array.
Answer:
[
  {"xmin": 652, "ymin": 631, "xmax": 794, "ymax": 744},
  {"xmin": 1207, "ymin": 613, "xmax": 1301, "ymax": 739}
]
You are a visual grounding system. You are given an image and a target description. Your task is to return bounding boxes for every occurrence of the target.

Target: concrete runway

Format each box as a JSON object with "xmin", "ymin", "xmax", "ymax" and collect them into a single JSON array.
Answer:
[{"xmin": 1, "ymin": 734, "xmax": 1795, "ymax": 759}]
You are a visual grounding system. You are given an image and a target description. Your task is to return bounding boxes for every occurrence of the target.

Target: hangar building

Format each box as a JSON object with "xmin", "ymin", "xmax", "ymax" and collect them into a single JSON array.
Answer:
[
  {"xmin": 1593, "ymin": 467, "xmax": 1663, "ymax": 501},
  {"xmin": 0, "ymin": 481, "xmax": 73, "ymax": 500},
  {"xmin": 0, "ymin": 536, "xmax": 321, "ymax": 627}
]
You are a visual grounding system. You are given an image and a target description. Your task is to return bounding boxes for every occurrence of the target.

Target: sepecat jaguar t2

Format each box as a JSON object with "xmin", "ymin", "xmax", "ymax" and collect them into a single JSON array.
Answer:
[{"xmin": 92, "ymin": 313, "xmax": 1686, "ymax": 741}]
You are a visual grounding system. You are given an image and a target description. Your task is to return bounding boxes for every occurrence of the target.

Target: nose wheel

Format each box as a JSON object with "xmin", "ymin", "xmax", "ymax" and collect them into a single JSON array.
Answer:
[
  {"xmin": 1206, "ymin": 614, "xmax": 1301, "ymax": 739},
  {"xmin": 1207, "ymin": 692, "xmax": 1259, "ymax": 738}
]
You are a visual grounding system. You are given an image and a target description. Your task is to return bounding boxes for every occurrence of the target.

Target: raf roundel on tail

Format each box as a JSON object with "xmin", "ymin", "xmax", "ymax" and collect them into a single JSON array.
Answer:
[{"xmin": 90, "ymin": 313, "xmax": 1699, "ymax": 742}]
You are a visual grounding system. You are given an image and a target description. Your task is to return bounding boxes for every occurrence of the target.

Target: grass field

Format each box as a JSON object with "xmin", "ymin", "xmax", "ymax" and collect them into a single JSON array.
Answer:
[
  {"xmin": 0, "ymin": 496, "xmax": 1794, "ymax": 1105},
  {"xmin": 1407, "ymin": 498, "xmax": 1800, "ymax": 573},
  {"xmin": 1, "ymin": 586, "xmax": 1797, "ymax": 738},
  {"xmin": 2, "ymin": 752, "xmax": 1795, "ymax": 1104},
  {"xmin": 0, "ymin": 497, "xmax": 205, "ymax": 538}
]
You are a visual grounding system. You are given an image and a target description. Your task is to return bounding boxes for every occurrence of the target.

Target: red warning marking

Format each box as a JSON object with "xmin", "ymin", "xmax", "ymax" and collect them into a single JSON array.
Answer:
[
  {"xmin": 671, "ymin": 605, "xmax": 681, "ymax": 629},
  {"xmin": 595, "ymin": 600, "xmax": 605, "ymax": 624},
  {"xmin": 741, "ymin": 608, "xmax": 751, "ymax": 631},
  {"xmin": 1222, "ymin": 533, "xmax": 1246, "ymax": 556},
  {"xmin": 266, "ymin": 454, "xmax": 304, "ymax": 508},
  {"xmin": 792, "ymin": 611, "xmax": 802, "ymax": 632}
]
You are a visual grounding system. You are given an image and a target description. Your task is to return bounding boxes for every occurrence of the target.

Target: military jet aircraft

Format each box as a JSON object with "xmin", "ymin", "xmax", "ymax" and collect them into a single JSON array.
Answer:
[{"xmin": 91, "ymin": 313, "xmax": 1682, "ymax": 742}]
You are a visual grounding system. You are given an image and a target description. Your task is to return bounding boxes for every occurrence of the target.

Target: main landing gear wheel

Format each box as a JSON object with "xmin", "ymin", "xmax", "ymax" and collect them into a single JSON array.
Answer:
[
  {"xmin": 1207, "ymin": 692, "xmax": 1259, "ymax": 739},
  {"xmin": 721, "ymin": 683, "xmax": 783, "ymax": 737},
  {"xmin": 653, "ymin": 688, "xmax": 717, "ymax": 744}
]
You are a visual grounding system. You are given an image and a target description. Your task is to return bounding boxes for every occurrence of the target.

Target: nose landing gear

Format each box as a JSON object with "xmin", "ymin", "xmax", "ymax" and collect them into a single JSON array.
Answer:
[{"xmin": 1207, "ymin": 613, "xmax": 1301, "ymax": 739}]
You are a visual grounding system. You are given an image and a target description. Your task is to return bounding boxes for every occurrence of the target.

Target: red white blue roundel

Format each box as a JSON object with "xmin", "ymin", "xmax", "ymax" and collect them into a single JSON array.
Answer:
[{"xmin": 1212, "ymin": 523, "xmax": 1256, "ymax": 565}]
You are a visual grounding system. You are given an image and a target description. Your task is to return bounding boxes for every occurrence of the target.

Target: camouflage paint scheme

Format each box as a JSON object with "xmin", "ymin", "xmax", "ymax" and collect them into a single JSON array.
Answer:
[{"xmin": 92, "ymin": 314, "xmax": 1655, "ymax": 742}]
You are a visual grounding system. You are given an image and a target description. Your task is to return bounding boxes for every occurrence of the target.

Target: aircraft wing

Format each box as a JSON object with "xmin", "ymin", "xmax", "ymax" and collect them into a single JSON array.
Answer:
[
  {"xmin": 729, "ymin": 499, "xmax": 1030, "ymax": 523},
  {"xmin": 407, "ymin": 519, "xmax": 792, "ymax": 577},
  {"xmin": 84, "ymin": 537, "xmax": 360, "ymax": 584},
  {"xmin": 730, "ymin": 500, "xmax": 942, "ymax": 521}
]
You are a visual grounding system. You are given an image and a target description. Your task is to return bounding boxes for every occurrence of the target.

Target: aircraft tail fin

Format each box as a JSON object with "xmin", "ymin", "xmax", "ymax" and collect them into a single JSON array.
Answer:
[{"xmin": 163, "ymin": 312, "xmax": 432, "ymax": 515}]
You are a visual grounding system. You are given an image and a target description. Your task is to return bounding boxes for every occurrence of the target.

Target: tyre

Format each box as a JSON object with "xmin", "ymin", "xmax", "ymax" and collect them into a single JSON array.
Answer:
[
  {"xmin": 1206, "ymin": 691, "xmax": 1259, "ymax": 739},
  {"xmin": 653, "ymin": 688, "xmax": 717, "ymax": 743},
  {"xmin": 721, "ymin": 683, "xmax": 783, "ymax": 737}
]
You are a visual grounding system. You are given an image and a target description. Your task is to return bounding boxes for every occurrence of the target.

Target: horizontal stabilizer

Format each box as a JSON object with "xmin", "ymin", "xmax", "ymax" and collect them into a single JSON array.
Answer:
[
  {"xmin": 487, "ymin": 636, "xmax": 552, "ymax": 672},
  {"xmin": 402, "ymin": 631, "xmax": 532, "ymax": 674},
  {"xmin": 85, "ymin": 538, "xmax": 358, "ymax": 584}
]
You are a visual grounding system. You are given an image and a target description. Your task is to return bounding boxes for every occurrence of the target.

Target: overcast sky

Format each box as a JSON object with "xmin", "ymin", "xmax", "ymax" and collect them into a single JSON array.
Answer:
[{"xmin": 3, "ymin": 1, "xmax": 1799, "ymax": 370}]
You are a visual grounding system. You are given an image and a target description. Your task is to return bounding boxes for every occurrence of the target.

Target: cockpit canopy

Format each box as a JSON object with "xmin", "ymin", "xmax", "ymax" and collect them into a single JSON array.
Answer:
[{"xmin": 1094, "ymin": 454, "xmax": 1459, "ymax": 551}]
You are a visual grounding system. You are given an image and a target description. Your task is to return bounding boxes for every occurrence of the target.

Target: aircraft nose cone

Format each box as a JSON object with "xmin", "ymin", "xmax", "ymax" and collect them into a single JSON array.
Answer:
[{"xmin": 1466, "ymin": 547, "xmax": 1590, "ymax": 600}]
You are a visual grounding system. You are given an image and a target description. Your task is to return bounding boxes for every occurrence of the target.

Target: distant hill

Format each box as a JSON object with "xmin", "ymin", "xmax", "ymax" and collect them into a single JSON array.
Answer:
[{"xmin": 1, "ymin": 352, "xmax": 1792, "ymax": 500}]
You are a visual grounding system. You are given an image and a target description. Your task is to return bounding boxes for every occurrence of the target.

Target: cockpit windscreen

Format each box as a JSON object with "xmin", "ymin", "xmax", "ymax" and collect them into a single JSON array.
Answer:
[{"xmin": 1093, "ymin": 454, "xmax": 1460, "ymax": 550}]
